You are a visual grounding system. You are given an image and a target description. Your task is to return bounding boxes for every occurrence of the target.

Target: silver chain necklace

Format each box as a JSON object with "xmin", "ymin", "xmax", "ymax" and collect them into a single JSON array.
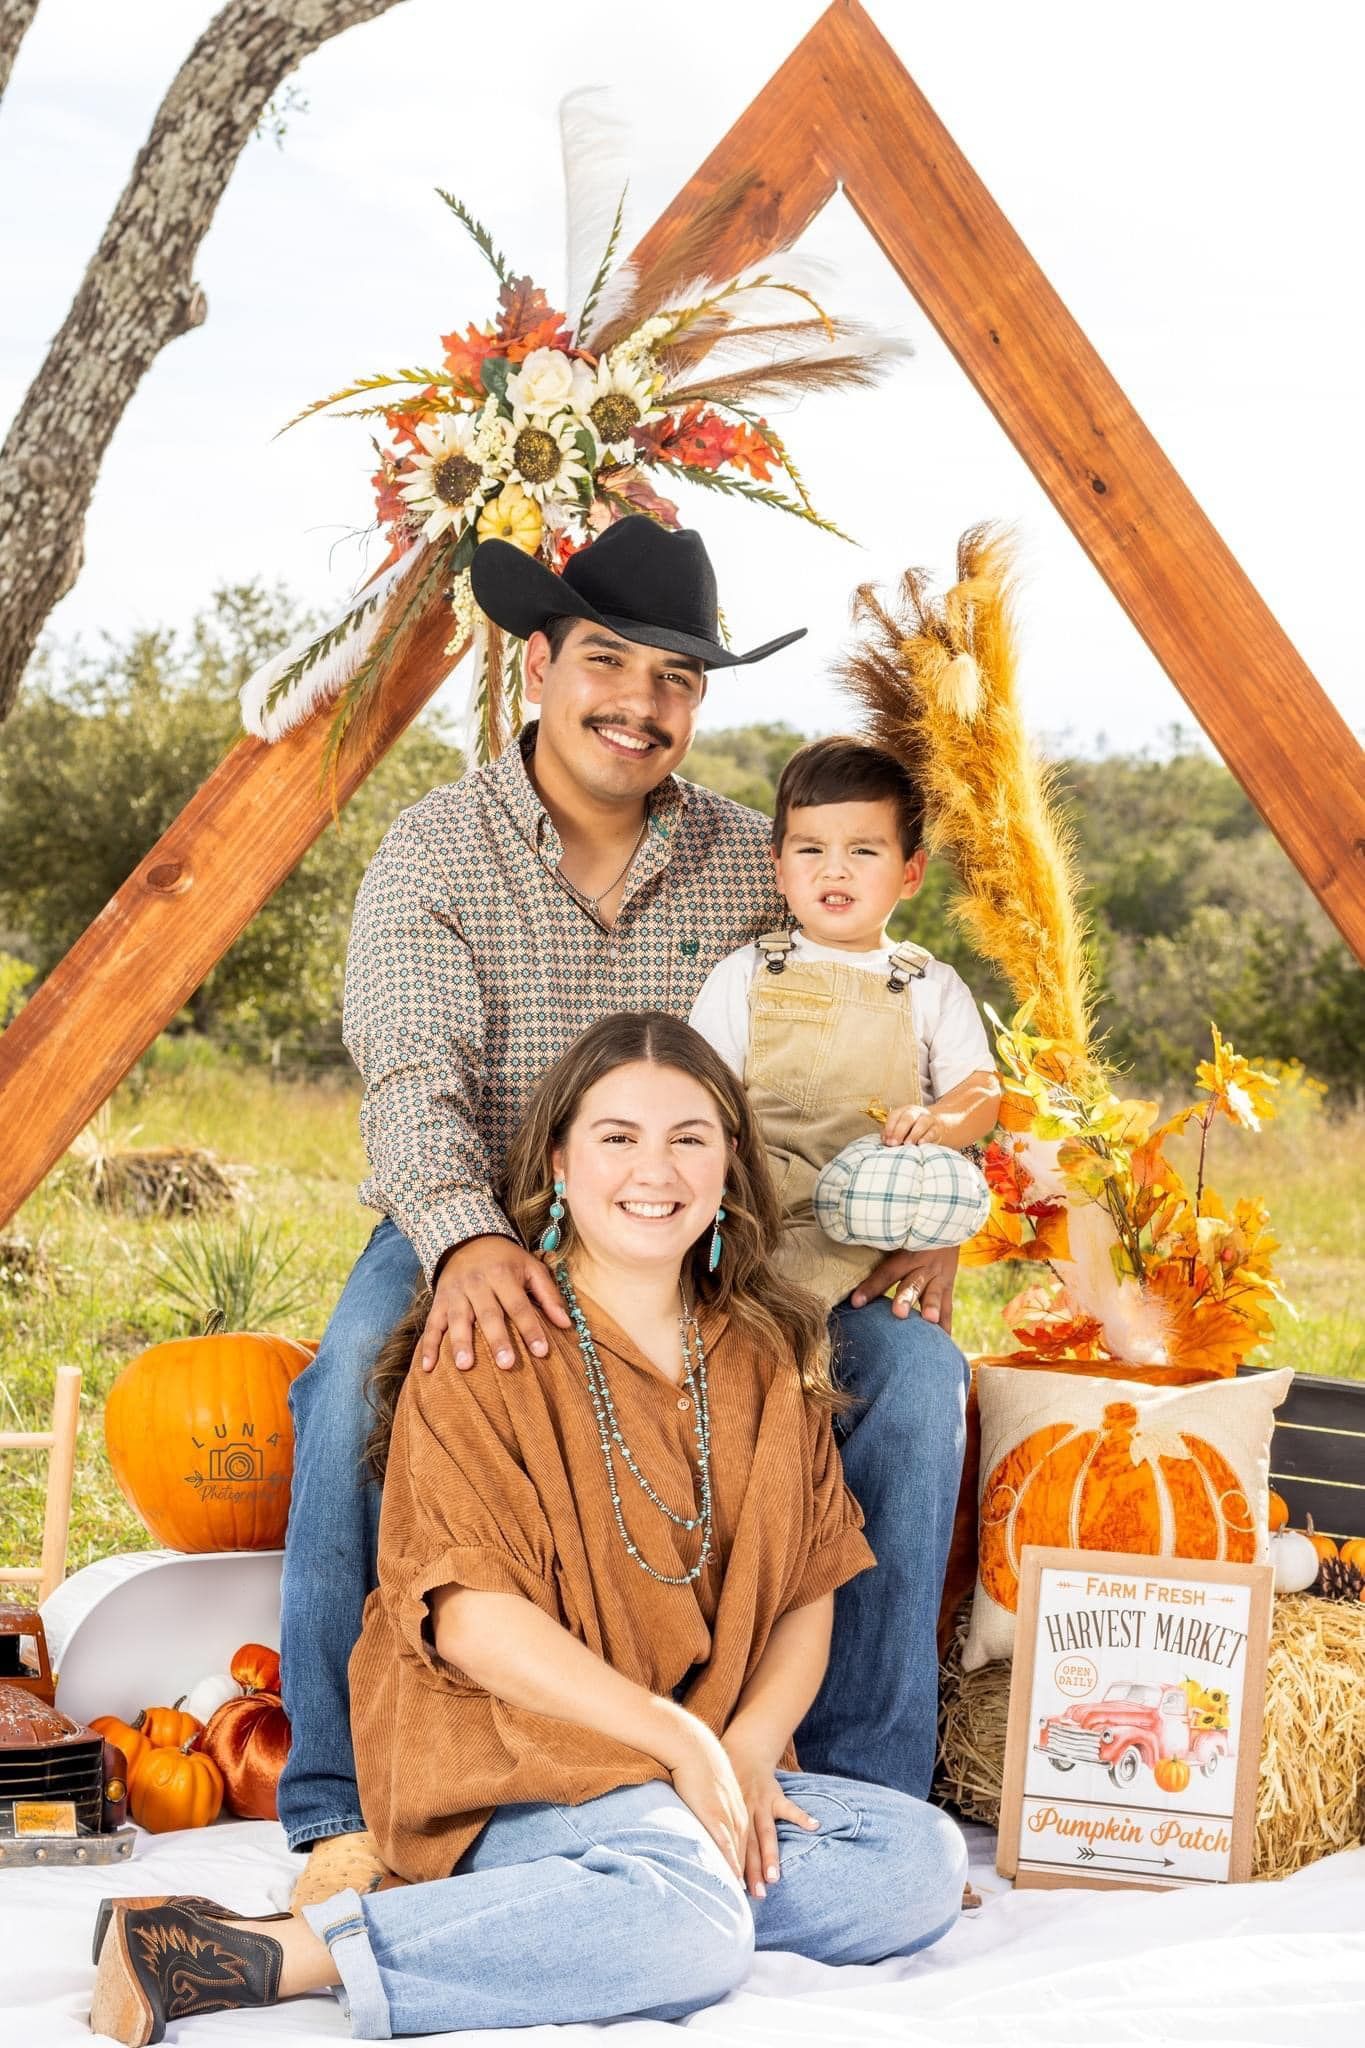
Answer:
[
  {"xmin": 555, "ymin": 1262, "xmax": 714, "ymax": 1587},
  {"xmin": 557, "ymin": 816, "xmax": 648, "ymax": 919}
]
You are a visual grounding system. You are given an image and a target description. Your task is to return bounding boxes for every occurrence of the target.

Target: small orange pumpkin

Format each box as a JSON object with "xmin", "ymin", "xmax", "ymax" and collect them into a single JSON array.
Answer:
[
  {"xmin": 136, "ymin": 1704, "xmax": 204, "ymax": 1749},
  {"xmin": 90, "ymin": 1716, "xmax": 149, "ymax": 1781},
  {"xmin": 1303, "ymin": 1516, "xmax": 1339, "ymax": 1564},
  {"xmin": 129, "ymin": 1741, "xmax": 224, "ymax": 1833},
  {"xmin": 1267, "ymin": 1490, "xmax": 1289, "ymax": 1532},
  {"xmin": 201, "ymin": 1692, "xmax": 291, "ymax": 1821},
  {"xmin": 104, "ymin": 1332, "xmax": 315, "ymax": 1552},
  {"xmin": 230, "ymin": 1643, "xmax": 282, "ymax": 1695},
  {"xmin": 1154, "ymin": 1757, "xmax": 1190, "ymax": 1794},
  {"xmin": 1338, "ymin": 1536, "xmax": 1365, "ymax": 1574}
]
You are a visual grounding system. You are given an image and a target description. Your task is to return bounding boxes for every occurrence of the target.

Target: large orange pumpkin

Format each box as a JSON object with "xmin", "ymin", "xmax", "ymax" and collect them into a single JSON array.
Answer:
[
  {"xmin": 129, "ymin": 1742, "xmax": 224, "ymax": 1833},
  {"xmin": 1154, "ymin": 1757, "xmax": 1191, "ymax": 1794},
  {"xmin": 104, "ymin": 1332, "xmax": 314, "ymax": 1551},
  {"xmin": 979, "ymin": 1399, "xmax": 1256, "ymax": 1613},
  {"xmin": 201, "ymin": 1692, "xmax": 292, "ymax": 1821}
]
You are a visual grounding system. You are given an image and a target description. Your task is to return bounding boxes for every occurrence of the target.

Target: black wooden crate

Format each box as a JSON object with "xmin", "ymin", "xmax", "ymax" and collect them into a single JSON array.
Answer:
[{"xmin": 1241, "ymin": 1367, "xmax": 1365, "ymax": 1542}]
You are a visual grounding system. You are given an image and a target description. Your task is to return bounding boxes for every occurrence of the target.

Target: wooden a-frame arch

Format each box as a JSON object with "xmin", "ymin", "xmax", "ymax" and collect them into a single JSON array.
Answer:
[{"xmin": 2, "ymin": 0, "xmax": 1361, "ymax": 1227}]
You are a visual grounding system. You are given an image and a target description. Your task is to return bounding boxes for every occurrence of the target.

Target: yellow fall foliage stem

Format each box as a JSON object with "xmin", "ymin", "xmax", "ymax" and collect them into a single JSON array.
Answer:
[{"xmin": 836, "ymin": 523, "xmax": 1093, "ymax": 1050}]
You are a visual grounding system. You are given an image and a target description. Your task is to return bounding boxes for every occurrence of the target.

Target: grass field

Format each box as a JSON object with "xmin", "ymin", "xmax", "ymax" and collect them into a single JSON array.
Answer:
[{"xmin": 2, "ymin": 1046, "xmax": 1361, "ymax": 1579}]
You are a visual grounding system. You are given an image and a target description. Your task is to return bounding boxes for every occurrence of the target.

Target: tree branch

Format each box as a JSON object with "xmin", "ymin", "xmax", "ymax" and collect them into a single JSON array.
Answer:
[
  {"xmin": 0, "ymin": 0, "xmax": 408, "ymax": 722},
  {"xmin": 0, "ymin": 0, "xmax": 40, "ymax": 106}
]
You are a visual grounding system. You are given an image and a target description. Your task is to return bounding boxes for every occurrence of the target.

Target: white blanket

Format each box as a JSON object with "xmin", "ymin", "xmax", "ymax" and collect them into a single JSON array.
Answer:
[{"xmin": 4, "ymin": 1820, "xmax": 1364, "ymax": 2047}]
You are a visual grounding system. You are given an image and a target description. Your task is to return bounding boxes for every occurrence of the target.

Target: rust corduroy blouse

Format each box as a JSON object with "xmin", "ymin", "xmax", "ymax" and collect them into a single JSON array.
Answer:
[{"xmin": 349, "ymin": 1290, "xmax": 875, "ymax": 1882}]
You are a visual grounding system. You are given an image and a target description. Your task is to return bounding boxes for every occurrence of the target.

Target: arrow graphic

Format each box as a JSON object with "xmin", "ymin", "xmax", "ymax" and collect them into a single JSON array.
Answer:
[{"xmin": 1075, "ymin": 1845, "xmax": 1174, "ymax": 1868}]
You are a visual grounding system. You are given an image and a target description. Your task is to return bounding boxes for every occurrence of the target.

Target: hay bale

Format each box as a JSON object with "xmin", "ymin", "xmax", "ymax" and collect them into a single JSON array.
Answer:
[
  {"xmin": 71, "ymin": 1144, "xmax": 238, "ymax": 1218},
  {"xmin": 936, "ymin": 1594, "xmax": 1365, "ymax": 1880}
]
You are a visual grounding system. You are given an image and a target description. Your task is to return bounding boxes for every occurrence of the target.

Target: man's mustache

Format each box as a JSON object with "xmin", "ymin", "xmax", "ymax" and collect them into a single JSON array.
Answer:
[{"xmin": 583, "ymin": 715, "xmax": 672, "ymax": 749}]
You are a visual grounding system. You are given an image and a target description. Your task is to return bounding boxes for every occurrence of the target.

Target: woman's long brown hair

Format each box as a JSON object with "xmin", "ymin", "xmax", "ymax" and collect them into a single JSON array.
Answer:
[{"xmin": 365, "ymin": 1010, "xmax": 845, "ymax": 1480}]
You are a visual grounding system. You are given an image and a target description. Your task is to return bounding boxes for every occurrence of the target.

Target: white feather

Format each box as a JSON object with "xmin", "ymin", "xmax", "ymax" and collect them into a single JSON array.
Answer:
[
  {"xmin": 583, "ymin": 258, "xmax": 639, "ymax": 347},
  {"xmin": 1051, "ymin": 1203, "xmax": 1173, "ymax": 1366},
  {"xmin": 587, "ymin": 253, "xmax": 842, "ymax": 354},
  {"xmin": 559, "ymin": 87, "xmax": 633, "ymax": 340},
  {"xmin": 239, "ymin": 544, "xmax": 424, "ymax": 742}
]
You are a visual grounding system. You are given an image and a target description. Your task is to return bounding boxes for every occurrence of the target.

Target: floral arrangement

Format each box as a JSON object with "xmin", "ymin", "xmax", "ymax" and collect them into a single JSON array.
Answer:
[
  {"xmin": 240, "ymin": 97, "xmax": 910, "ymax": 770},
  {"xmin": 835, "ymin": 523, "xmax": 1288, "ymax": 1378},
  {"xmin": 963, "ymin": 1009, "xmax": 1287, "ymax": 1377}
]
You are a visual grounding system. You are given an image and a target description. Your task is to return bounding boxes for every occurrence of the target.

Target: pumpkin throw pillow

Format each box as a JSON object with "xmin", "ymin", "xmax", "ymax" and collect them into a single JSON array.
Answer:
[{"xmin": 961, "ymin": 1364, "xmax": 1292, "ymax": 1671}]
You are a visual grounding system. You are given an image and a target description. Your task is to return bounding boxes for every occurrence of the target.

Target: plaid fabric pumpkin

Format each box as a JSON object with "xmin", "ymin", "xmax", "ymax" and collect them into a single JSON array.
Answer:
[{"xmin": 812, "ymin": 1135, "xmax": 991, "ymax": 1252}]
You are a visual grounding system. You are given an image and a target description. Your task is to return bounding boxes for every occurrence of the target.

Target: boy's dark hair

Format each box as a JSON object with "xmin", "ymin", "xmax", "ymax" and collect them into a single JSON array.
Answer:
[{"xmin": 772, "ymin": 735, "xmax": 925, "ymax": 858}]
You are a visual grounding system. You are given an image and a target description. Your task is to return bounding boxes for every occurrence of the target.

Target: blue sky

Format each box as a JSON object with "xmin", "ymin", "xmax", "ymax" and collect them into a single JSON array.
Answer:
[{"xmin": 2, "ymin": 0, "xmax": 1361, "ymax": 753}]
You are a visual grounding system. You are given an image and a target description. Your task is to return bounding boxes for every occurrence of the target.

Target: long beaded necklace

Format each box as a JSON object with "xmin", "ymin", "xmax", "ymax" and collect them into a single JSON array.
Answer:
[{"xmin": 555, "ymin": 1261, "xmax": 714, "ymax": 1587}]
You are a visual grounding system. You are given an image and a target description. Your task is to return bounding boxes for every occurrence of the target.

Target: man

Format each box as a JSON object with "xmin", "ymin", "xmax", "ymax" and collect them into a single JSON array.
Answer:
[{"xmin": 279, "ymin": 517, "xmax": 968, "ymax": 1906}]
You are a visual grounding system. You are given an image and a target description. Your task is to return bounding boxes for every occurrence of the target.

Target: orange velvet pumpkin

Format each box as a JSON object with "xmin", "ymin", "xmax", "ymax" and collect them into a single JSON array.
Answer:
[
  {"xmin": 136, "ymin": 1704, "xmax": 203, "ymax": 1749},
  {"xmin": 979, "ymin": 1399, "xmax": 1257, "ymax": 1614},
  {"xmin": 1154, "ymin": 1757, "xmax": 1191, "ymax": 1794},
  {"xmin": 1268, "ymin": 1490, "xmax": 1289, "ymax": 1532},
  {"xmin": 90, "ymin": 1716, "xmax": 148, "ymax": 1782},
  {"xmin": 230, "ymin": 1642, "xmax": 282, "ymax": 1695},
  {"xmin": 129, "ymin": 1742, "xmax": 224, "ymax": 1833},
  {"xmin": 201, "ymin": 1692, "xmax": 292, "ymax": 1821},
  {"xmin": 104, "ymin": 1332, "xmax": 315, "ymax": 1551}
]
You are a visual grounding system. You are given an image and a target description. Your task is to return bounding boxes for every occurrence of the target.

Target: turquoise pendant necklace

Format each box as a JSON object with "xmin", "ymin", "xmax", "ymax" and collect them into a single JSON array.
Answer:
[{"xmin": 555, "ymin": 1262, "xmax": 714, "ymax": 1587}]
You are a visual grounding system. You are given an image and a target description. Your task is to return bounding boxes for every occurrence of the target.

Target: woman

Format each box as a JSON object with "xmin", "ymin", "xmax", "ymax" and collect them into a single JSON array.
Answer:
[{"xmin": 90, "ymin": 1013, "xmax": 966, "ymax": 2044}]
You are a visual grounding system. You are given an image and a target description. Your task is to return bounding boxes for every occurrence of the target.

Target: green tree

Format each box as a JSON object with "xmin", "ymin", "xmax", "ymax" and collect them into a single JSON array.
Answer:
[{"xmin": 0, "ymin": 583, "xmax": 462, "ymax": 1057}]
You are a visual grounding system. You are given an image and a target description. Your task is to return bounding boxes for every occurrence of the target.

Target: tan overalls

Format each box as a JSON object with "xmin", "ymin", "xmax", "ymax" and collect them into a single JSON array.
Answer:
[{"xmin": 745, "ymin": 930, "xmax": 932, "ymax": 1312}]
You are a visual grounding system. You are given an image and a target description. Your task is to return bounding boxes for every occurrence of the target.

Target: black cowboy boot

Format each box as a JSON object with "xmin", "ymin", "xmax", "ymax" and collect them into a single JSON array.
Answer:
[
  {"xmin": 88, "ymin": 1898, "xmax": 284, "ymax": 2046},
  {"xmin": 91, "ymin": 1893, "xmax": 291, "ymax": 1965}
]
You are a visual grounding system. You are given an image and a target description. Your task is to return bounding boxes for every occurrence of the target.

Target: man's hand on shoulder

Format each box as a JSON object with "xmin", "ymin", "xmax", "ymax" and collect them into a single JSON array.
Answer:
[{"xmin": 420, "ymin": 1236, "xmax": 572, "ymax": 1374}]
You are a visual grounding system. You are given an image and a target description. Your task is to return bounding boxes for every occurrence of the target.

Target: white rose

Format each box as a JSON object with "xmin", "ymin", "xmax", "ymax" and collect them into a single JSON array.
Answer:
[{"xmin": 505, "ymin": 346, "xmax": 576, "ymax": 417}]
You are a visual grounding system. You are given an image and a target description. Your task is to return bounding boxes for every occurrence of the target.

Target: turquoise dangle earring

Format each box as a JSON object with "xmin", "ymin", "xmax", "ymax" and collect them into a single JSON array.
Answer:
[
  {"xmin": 708, "ymin": 1192, "xmax": 727, "ymax": 1273},
  {"xmin": 539, "ymin": 1177, "xmax": 566, "ymax": 1253}
]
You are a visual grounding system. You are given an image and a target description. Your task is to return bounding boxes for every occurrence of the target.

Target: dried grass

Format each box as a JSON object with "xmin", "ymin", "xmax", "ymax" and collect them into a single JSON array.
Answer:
[
  {"xmin": 68, "ymin": 1145, "xmax": 239, "ymax": 1219},
  {"xmin": 936, "ymin": 1594, "xmax": 1365, "ymax": 1880}
]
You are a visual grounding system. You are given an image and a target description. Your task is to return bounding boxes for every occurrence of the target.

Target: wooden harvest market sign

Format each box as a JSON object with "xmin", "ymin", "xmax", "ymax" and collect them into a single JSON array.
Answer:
[
  {"xmin": 998, "ymin": 1547, "xmax": 1273, "ymax": 1890},
  {"xmin": 0, "ymin": 0, "xmax": 1360, "ymax": 1227}
]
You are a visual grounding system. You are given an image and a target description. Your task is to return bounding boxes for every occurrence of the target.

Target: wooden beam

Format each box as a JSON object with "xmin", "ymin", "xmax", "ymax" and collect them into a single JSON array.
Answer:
[{"xmin": 805, "ymin": 0, "xmax": 1365, "ymax": 954}]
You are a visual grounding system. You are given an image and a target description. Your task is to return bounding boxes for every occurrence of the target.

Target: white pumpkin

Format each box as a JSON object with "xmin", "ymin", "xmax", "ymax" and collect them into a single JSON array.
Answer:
[
  {"xmin": 1269, "ymin": 1528, "xmax": 1319, "ymax": 1595},
  {"xmin": 179, "ymin": 1672, "xmax": 243, "ymax": 1723}
]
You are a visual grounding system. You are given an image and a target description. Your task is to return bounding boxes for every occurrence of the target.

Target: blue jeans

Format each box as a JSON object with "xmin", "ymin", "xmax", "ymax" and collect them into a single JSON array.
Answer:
[
  {"xmin": 277, "ymin": 1218, "xmax": 968, "ymax": 1848},
  {"xmin": 300, "ymin": 1774, "xmax": 967, "ymax": 2036}
]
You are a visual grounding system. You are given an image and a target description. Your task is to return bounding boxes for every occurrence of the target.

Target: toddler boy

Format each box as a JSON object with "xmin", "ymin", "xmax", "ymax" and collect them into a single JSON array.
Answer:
[{"xmin": 689, "ymin": 735, "xmax": 998, "ymax": 1309}]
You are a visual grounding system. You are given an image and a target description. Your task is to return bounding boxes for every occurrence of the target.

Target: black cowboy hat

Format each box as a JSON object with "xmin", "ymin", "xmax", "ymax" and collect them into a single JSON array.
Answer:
[{"xmin": 469, "ymin": 515, "xmax": 806, "ymax": 669}]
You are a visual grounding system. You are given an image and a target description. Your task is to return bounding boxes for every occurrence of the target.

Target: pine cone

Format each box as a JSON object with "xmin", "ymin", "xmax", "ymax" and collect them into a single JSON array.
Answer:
[
  {"xmin": 1340, "ymin": 1559, "xmax": 1364, "ymax": 1603},
  {"xmin": 1315, "ymin": 1554, "xmax": 1347, "ymax": 1599}
]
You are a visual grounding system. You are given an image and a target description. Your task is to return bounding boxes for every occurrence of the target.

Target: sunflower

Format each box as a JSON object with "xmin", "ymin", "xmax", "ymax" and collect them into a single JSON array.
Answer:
[
  {"xmin": 475, "ymin": 483, "xmax": 543, "ymax": 553},
  {"xmin": 506, "ymin": 407, "xmax": 593, "ymax": 506},
  {"xmin": 572, "ymin": 353, "xmax": 660, "ymax": 460},
  {"xmin": 399, "ymin": 411, "xmax": 499, "ymax": 542}
]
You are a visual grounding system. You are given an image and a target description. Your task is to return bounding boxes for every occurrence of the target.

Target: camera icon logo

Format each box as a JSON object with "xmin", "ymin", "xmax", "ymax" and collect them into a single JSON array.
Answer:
[{"xmin": 208, "ymin": 1441, "xmax": 265, "ymax": 1483}]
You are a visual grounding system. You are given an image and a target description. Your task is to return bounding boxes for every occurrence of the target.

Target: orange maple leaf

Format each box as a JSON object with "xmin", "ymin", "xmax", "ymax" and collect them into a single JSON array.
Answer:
[{"xmin": 441, "ymin": 324, "xmax": 501, "ymax": 391}]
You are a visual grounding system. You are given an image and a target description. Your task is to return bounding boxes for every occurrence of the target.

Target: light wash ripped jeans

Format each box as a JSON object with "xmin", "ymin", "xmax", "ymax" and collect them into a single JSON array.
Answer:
[{"xmin": 301, "ymin": 1772, "xmax": 967, "ymax": 2037}]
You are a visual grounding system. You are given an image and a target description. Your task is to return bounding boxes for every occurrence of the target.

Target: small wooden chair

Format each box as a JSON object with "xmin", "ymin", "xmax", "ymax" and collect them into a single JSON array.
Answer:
[{"xmin": 0, "ymin": 1364, "xmax": 82, "ymax": 1603}]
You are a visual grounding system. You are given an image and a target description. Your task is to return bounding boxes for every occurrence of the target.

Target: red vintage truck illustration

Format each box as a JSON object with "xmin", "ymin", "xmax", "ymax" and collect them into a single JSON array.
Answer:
[{"xmin": 1036, "ymin": 1679, "xmax": 1232, "ymax": 1789}]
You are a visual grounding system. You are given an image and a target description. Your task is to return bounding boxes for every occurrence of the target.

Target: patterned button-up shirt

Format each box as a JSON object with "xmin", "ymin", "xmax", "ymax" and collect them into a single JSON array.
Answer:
[{"xmin": 344, "ymin": 723, "xmax": 785, "ymax": 1280}]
